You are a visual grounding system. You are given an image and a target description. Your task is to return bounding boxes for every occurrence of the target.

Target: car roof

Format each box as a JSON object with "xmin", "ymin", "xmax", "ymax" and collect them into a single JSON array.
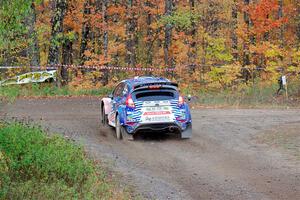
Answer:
[{"xmin": 124, "ymin": 76, "xmax": 171, "ymax": 87}]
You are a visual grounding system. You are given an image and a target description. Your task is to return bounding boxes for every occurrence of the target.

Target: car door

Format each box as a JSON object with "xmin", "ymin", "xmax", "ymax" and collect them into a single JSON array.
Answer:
[
  {"xmin": 115, "ymin": 82, "xmax": 129, "ymax": 111},
  {"xmin": 110, "ymin": 83, "xmax": 125, "ymax": 126}
]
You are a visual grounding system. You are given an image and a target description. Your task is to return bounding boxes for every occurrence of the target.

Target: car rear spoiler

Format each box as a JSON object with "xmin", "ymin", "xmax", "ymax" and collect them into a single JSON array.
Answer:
[{"xmin": 133, "ymin": 82, "xmax": 178, "ymax": 91}]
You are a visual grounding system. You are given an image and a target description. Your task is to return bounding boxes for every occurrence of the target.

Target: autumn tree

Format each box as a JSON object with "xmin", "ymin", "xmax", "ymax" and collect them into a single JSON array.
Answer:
[
  {"xmin": 126, "ymin": 0, "xmax": 138, "ymax": 67},
  {"xmin": 0, "ymin": 0, "xmax": 40, "ymax": 65},
  {"xmin": 48, "ymin": 0, "xmax": 67, "ymax": 65},
  {"xmin": 80, "ymin": 0, "xmax": 92, "ymax": 64},
  {"xmin": 144, "ymin": 0, "xmax": 155, "ymax": 66},
  {"xmin": 102, "ymin": 0, "xmax": 109, "ymax": 60},
  {"xmin": 26, "ymin": 0, "xmax": 40, "ymax": 66},
  {"xmin": 243, "ymin": 0, "xmax": 251, "ymax": 67},
  {"xmin": 278, "ymin": 0, "xmax": 284, "ymax": 47},
  {"xmin": 296, "ymin": 2, "xmax": 300, "ymax": 48},
  {"xmin": 1, "ymin": 0, "xmax": 300, "ymax": 90},
  {"xmin": 164, "ymin": 0, "xmax": 174, "ymax": 68},
  {"xmin": 231, "ymin": 0, "xmax": 238, "ymax": 60},
  {"xmin": 188, "ymin": 0, "xmax": 197, "ymax": 72}
]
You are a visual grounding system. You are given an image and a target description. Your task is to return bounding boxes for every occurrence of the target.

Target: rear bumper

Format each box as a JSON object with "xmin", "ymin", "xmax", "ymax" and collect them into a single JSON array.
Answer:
[
  {"xmin": 132, "ymin": 123, "xmax": 181, "ymax": 134},
  {"xmin": 181, "ymin": 122, "xmax": 192, "ymax": 139},
  {"xmin": 129, "ymin": 122, "xmax": 192, "ymax": 138}
]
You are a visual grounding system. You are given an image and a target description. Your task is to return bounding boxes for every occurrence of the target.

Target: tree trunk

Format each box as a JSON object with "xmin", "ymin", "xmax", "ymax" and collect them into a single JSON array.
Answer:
[
  {"xmin": 231, "ymin": 0, "xmax": 238, "ymax": 61},
  {"xmin": 278, "ymin": 0, "xmax": 284, "ymax": 47},
  {"xmin": 164, "ymin": 0, "xmax": 173, "ymax": 68},
  {"xmin": 188, "ymin": 0, "xmax": 197, "ymax": 72},
  {"xmin": 126, "ymin": 0, "xmax": 137, "ymax": 67},
  {"xmin": 145, "ymin": 0, "xmax": 154, "ymax": 66},
  {"xmin": 242, "ymin": 0, "xmax": 251, "ymax": 82},
  {"xmin": 48, "ymin": 0, "xmax": 67, "ymax": 66},
  {"xmin": 296, "ymin": 5, "xmax": 300, "ymax": 49},
  {"xmin": 48, "ymin": 0, "xmax": 67, "ymax": 87},
  {"xmin": 62, "ymin": 38, "xmax": 72, "ymax": 84},
  {"xmin": 102, "ymin": 0, "xmax": 108, "ymax": 60},
  {"xmin": 28, "ymin": 1, "xmax": 40, "ymax": 67},
  {"xmin": 80, "ymin": 0, "xmax": 92, "ymax": 65},
  {"xmin": 102, "ymin": 0, "xmax": 109, "ymax": 84},
  {"xmin": 243, "ymin": 0, "xmax": 250, "ymax": 67}
]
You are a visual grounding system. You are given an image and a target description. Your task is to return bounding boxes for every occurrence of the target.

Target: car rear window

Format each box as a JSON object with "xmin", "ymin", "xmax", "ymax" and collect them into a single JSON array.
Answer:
[{"xmin": 134, "ymin": 91, "xmax": 176, "ymax": 101}]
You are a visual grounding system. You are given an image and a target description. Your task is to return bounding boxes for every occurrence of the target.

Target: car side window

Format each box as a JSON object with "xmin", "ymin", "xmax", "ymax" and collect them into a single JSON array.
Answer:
[
  {"xmin": 114, "ymin": 83, "xmax": 125, "ymax": 98},
  {"xmin": 122, "ymin": 84, "xmax": 128, "ymax": 96},
  {"xmin": 113, "ymin": 84, "xmax": 122, "ymax": 97}
]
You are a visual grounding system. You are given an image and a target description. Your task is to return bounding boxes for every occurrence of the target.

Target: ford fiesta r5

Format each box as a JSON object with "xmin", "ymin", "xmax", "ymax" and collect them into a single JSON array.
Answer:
[{"xmin": 100, "ymin": 76, "xmax": 192, "ymax": 140}]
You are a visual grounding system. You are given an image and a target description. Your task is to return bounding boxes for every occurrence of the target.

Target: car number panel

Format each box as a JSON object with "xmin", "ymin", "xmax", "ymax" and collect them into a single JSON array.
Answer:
[{"xmin": 140, "ymin": 105, "xmax": 174, "ymax": 123}]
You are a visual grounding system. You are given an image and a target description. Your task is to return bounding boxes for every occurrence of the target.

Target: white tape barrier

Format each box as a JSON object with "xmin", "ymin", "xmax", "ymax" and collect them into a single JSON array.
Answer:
[{"xmin": 0, "ymin": 65, "xmax": 176, "ymax": 71}]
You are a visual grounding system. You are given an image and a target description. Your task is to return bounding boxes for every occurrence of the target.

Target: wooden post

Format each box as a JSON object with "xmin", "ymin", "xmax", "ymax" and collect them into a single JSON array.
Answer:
[
  {"xmin": 282, "ymin": 75, "xmax": 288, "ymax": 100},
  {"xmin": 56, "ymin": 65, "xmax": 62, "ymax": 88},
  {"xmin": 285, "ymin": 82, "xmax": 288, "ymax": 100}
]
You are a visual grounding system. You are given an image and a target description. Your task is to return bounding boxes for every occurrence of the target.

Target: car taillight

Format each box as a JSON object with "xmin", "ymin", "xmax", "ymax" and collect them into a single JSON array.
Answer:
[
  {"xmin": 126, "ymin": 95, "xmax": 135, "ymax": 108},
  {"xmin": 178, "ymin": 95, "xmax": 184, "ymax": 106},
  {"xmin": 148, "ymin": 85, "xmax": 161, "ymax": 90}
]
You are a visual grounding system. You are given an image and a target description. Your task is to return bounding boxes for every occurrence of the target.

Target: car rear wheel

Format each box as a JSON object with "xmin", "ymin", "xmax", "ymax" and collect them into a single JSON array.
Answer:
[
  {"xmin": 101, "ymin": 107, "xmax": 107, "ymax": 126},
  {"xmin": 116, "ymin": 115, "xmax": 122, "ymax": 140},
  {"xmin": 121, "ymin": 126, "xmax": 134, "ymax": 141}
]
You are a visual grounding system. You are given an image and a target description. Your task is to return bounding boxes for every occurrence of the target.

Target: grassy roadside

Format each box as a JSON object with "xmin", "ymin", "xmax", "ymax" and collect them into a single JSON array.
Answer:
[
  {"xmin": 195, "ymin": 81, "xmax": 300, "ymax": 108},
  {"xmin": 0, "ymin": 84, "xmax": 112, "ymax": 102},
  {"xmin": 0, "ymin": 121, "xmax": 131, "ymax": 200},
  {"xmin": 0, "ymin": 81, "xmax": 299, "ymax": 108}
]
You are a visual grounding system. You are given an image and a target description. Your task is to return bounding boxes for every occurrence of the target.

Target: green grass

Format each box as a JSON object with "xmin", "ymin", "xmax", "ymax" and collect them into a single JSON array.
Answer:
[
  {"xmin": 1, "ymin": 81, "xmax": 299, "ymax": 108},
  {"xmin": 196, "ymin": 81, "xmax": 300, "ymax": 108},
  {"xmin": 0, "ymin": 84, "xmax": 113, "ymax": 102},
  {"xmin": 0, "ymin": 122, "xmax": 129, "ymax": 200}
]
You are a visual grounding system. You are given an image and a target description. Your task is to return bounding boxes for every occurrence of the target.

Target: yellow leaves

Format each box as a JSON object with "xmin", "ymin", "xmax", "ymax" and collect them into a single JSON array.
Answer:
[
  {"xmin": 206, "ymin": 64, "xmax": 242, "ymax": 89},
  {"xmin": 84, "ymin": 51, "xmax": 112, "ymax": 66},
  {"xmin": 109, "ymin": 42, "xmax": 126, "ymax": 56},
  {"xmin": 69, "ymin": 70, "xmax": 103, "ymax": 91},
  {"xmin": 264, "ymin": 44, "xmax": 283, "ymax": 58},
  {"xmin": 250, "ymin": 43, "xmax": 270, "ymax": 55},
  {"xmin": 108, "ymin": 25, "xmax": 126, "ymax": 38},
  {"xmin": 107, "ymin": 6, "xmax": 126, "ymax": 16},
  {"xmin": 84, "ymin": 50, "xmax": 92, "ymax": 58},
  {"xmin": 150, "ymin": 22, "xmax": 162, "ymax": 30},
  {"xmin": 144, "ymin": 7, "xmax": 158, "ymax": 15}
]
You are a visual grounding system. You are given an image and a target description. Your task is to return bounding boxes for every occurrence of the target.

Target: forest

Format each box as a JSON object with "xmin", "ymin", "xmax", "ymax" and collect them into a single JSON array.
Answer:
[{"xmin": 0, "ymin": 0, "xmax": 300, "ymax": 95}]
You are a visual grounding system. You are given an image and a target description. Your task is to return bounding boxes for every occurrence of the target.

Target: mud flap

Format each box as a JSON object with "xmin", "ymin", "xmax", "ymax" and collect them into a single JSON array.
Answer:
[
  {"xmin": 121, "ymin": 126, "xmax": 134, "ymax": 141},
  {"xmin": 181, "ymin": 124, "xmax": 192, "ymax": 139}
]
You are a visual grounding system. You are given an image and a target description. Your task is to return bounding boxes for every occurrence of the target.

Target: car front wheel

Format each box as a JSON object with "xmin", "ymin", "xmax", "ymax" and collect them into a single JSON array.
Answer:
[
  {"xmin": 115, "ymin": 115, "xmax": 122, "ymax": 140},
  {"xmin": 101, "ymin": 107, "xmax": 107, "ymax": 126}
]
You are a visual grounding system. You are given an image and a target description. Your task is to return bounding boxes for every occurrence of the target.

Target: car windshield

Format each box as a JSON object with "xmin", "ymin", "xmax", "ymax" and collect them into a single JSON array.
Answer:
[{"xmin": 134, "ymin": 90, "xmax": 176, "ymax": 101}]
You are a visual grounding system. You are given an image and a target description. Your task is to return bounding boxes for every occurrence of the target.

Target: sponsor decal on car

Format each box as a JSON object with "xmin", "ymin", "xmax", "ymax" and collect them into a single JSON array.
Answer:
[
  {"xmin": 143, "ymin": 111, "xmax": 171, "ymax": 116},
  {"xmin": 143, "ymin": 115, "xmax": 172, "ymax": 123}
]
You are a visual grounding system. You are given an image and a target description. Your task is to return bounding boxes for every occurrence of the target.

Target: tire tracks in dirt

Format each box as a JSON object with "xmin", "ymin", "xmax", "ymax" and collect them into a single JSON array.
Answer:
[{"xmin": 1, "ymin": 98, "xmax": 299, "ymax": 200}]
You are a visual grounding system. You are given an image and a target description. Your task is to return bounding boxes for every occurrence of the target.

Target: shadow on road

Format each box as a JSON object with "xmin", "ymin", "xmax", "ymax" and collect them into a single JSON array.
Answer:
[{"xmin": 133, "ymin": 131, "xmax": 181, "ymax": 141}]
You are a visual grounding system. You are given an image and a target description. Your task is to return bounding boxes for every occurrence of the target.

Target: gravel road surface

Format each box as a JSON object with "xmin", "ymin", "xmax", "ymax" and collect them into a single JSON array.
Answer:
[{"xmin": 1, "ymin": 97, "xmax": 299, "ymax": 200}]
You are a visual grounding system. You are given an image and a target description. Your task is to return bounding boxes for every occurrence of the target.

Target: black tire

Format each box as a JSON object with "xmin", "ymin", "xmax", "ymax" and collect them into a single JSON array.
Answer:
[
  {"xmin": 101, "ymin": 105, "xmax": 108, "ymax": 126},
  {"xmin": 121, "ymin": 126, "xmax": 134, "ymax": 141},
  {"xmin": 46, "ymin": 78, "xmax": 54, "ymax": 83},
  {"xmin": 115, "ymin": 114, "xmax": 122, "ymax": 140}
]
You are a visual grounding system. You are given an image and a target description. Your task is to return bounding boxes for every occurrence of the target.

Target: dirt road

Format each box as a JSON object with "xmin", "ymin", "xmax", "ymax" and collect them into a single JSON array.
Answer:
[{"xmin": 1, "ymin": 97, "xmax": 299, "ymax": 200}]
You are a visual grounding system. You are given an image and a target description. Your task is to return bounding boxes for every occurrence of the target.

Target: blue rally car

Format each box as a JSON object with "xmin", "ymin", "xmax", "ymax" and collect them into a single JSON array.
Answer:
[{"xmin": 100, "ymin": 76, "xmax": 192, "ymax": 140}]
